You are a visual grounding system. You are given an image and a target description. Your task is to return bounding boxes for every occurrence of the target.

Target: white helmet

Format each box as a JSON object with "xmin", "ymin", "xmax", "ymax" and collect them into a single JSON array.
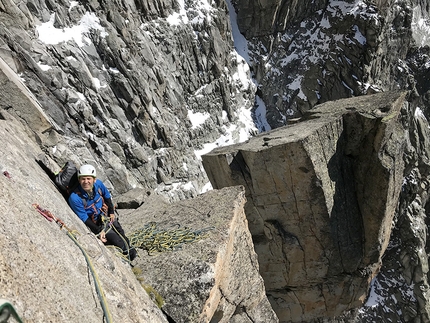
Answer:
[{"xmin": 78, "ymin": 164, "xmax": 97, "ymax": 178}]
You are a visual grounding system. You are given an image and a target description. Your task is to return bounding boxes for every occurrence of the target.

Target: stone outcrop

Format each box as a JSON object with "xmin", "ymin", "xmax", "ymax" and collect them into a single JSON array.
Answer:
[
  {"xmin": 120, "ymin": 187, "xmax": 278, "ymax": 323},
  {"xmin": 353, "ymin": 90, "xmax": 430, "ymax": 322},
  {"xmin": 202, "ymin": 91, "xmax": 408, "ymax": 322}
]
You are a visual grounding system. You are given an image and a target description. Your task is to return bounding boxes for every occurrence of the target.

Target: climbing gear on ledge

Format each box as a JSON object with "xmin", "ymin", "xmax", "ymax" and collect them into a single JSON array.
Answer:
[
  {"xmin": 32, "ymin": 204, "xmax": 113, "ymax": 323},
  {"xmin": 0, "ymin": 299, "xmax": 23, "ymax": 323},
  {"xmin": 128, "ymin": 222, "xmax": 214, "ymax": 255}
]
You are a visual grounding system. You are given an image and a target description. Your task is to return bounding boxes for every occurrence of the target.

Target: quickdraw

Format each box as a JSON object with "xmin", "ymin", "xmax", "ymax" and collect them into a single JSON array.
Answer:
[{"xmin": 32, "ymin": 203, "xmax": 69, "ymax": 231}]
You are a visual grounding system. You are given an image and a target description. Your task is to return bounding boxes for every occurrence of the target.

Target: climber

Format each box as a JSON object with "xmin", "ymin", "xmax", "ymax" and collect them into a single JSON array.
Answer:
[{"xmin": 68, "ymin": 164, "xmax": 137, "ymax": 261}]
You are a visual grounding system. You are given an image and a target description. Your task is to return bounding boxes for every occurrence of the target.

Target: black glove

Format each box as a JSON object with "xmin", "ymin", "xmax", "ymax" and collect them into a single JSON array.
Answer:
[{"xmin": 84, "ymin": 218, "xmax": 102, "ymax": 234}]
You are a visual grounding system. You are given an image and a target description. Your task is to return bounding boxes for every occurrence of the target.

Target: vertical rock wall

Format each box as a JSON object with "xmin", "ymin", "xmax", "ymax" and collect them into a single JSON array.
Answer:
[{"xmin": 0, "ymin": 0, "xmax": 256, "ymax": 201}]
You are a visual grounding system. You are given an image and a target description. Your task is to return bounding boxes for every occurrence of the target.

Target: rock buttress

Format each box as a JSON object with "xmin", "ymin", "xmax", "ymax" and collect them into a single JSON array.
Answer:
[{"xmin": 201, "ymin": 91, "xmax": 407, "ymax": 322}]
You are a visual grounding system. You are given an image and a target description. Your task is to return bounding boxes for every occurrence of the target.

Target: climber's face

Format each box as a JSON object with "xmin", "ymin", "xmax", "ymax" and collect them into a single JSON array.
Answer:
[{"xmin": 79, "ymin": 176, "xmax": 96, "ymax": 193}]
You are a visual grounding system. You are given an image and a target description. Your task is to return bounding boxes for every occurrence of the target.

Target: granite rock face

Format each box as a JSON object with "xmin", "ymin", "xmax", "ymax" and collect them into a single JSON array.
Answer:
[
  {"xmin": 0, "ymin": 109, "xmax": 168, "ymax": 323},
  {"xmin": 202, "ymin": 91, "xmax": 409, "ymax": 322},
  {"xmin": 1, "ymin": 0, "xmax": 430, "ymax": 322},
  {"xmin": 120, "ymin": 186, "xmax": 278, "ymax": 323},
  {"xmin": 0, "ymin": 108, "xmax": 275, "ymax": 323}
]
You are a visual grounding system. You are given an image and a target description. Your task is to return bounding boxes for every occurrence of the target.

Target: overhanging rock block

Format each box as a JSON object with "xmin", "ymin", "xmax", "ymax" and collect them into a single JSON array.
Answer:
[{"xmin": 201, "ymin": 91, "xmax": 408, "ymax": 322}]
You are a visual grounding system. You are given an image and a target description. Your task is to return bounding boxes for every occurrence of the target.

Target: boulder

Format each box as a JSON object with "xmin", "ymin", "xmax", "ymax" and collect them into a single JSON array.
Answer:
[{"xmin": 115, "ymin": 187, "xmax": 154, "ymax": 209}]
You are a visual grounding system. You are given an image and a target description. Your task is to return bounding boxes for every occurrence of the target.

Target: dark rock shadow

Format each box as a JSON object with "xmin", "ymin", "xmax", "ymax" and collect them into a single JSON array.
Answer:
[{"xmin": 327, "ymin": 127, "xmax": 364, "ymax": 274}]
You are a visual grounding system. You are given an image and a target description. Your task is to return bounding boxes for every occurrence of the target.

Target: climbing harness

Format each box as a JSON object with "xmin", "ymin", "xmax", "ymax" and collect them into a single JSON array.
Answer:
[
  {"xmin": 74, "ymin": 187, "xmax": 106, "ymax": 224},
  {"xmin": 32, "ymin": 204, "xmax": 113, "ymax": 323},
  {"xmin": 128, "ymin": 222, "xmax": 214, "ymax": 255},
  {"xmin": 0, "ymin": 299, "xmax": 23, "ymax": 323}
]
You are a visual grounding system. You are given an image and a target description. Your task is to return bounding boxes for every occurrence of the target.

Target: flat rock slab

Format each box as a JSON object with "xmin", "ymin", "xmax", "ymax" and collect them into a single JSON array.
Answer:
[
  {"xmin": 120, "ymin": 186, "xmax": 279, "ymax": 323},
  {"xmin": 0, "ymin": 57, "xmax": 53, "ymax": 135}
]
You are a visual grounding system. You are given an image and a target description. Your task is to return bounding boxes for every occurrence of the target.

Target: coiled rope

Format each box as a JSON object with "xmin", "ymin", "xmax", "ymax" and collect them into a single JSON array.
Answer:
[
  {"xmin": 32, "ymin": 204, "xmax": 113, "ymax": 323},
  {"xmin": 128, "ymin": 222, "xmax": 214, "ymax": 255}
]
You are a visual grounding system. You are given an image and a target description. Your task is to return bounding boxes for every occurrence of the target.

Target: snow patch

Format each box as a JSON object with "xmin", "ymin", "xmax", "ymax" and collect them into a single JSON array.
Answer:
[
  {"xmin": 254, "ymin": 96, "xmax": 272, "ymax": 132},
  {"xmin": 411, "ymin": 5, "xmax": 430, "ymax": 47},
  {"xmin": 166, "ymin": 0, "xmax": 214, "ymax": 26},
  {"xmin": 288, "ymin": 75, "xmax": 307, "ymax": 100},
  {"xmin": 37, "ymin": 62, "xmax": 51, "ymax": 71},
  {"xmin": 352, "ymin": 25, "xmax": 366, "ymax": 44},
  {"xmin": 37, "ymin": 12, "xmax": 108, "ymax": 47},
  {"xmin": 414, "ymin": 107, "xmax": 427, "ymax": 121},
  {"xmin": 188, "ymin": 109, "xmax": 211, "ymax": 129}
]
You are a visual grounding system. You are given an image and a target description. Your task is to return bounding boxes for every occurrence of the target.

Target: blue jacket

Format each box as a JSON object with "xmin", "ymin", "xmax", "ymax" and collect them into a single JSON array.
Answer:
[{"xmin": 69, "ymin": 179, "xmax": 111, "ymax": 223}]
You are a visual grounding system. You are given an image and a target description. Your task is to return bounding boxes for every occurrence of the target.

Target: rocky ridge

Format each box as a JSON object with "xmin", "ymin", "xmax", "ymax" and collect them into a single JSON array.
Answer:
[{"xmin": 1, "ymin": 0, "xmax": 430, "ymax": 322}]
